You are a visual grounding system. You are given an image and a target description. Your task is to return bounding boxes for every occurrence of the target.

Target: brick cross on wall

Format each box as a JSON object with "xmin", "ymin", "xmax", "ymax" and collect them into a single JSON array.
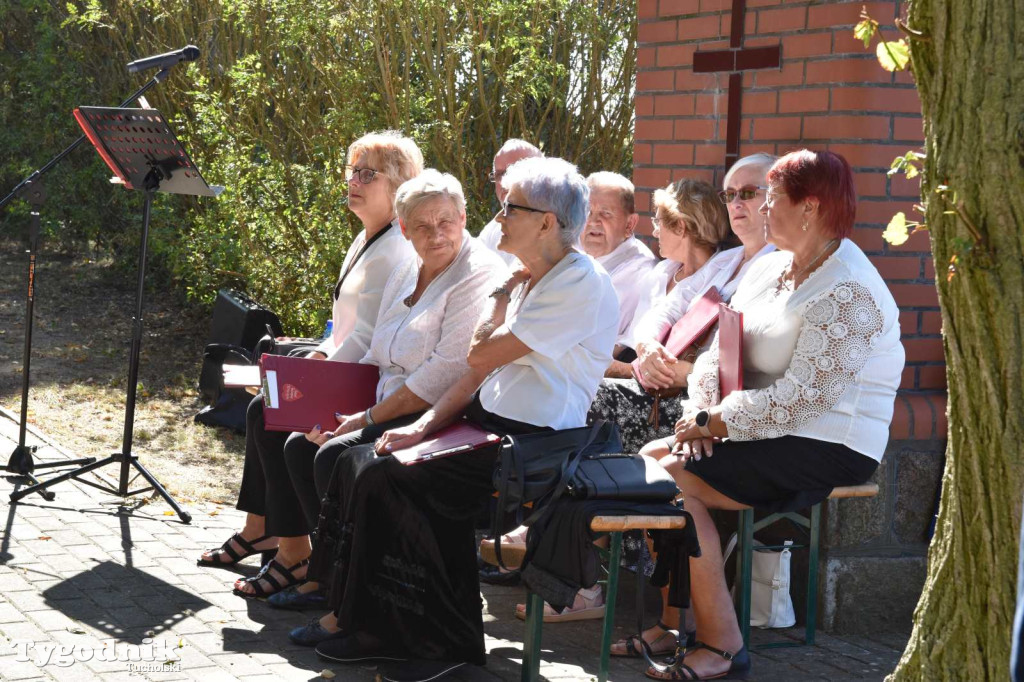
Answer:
[{"xmin": 692, "ymin": 0, "xmax": 781, "ymax": 171}]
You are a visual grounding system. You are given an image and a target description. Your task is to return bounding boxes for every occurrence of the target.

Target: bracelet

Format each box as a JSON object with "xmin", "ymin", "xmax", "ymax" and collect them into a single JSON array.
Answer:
[{"xmin": 364, "ymin": 407, "xmax": 376, "ymax": 426}]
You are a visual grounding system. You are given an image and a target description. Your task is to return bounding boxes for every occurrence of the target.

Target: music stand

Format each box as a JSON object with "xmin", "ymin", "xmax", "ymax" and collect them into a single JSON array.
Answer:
[{"xmin": 10, "ymin": 106, "xmax": 223, "ymax": 523}]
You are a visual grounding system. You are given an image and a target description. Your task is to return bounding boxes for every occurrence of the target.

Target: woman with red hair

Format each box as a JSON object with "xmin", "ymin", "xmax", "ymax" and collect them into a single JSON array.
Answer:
[{"xmin": 638, "ymin": 150, "xmax": 905, "ymax": 680}]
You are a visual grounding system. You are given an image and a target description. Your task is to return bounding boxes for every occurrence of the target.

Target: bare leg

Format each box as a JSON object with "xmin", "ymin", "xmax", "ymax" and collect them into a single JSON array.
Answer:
[
  {"xmin": 199, "ymin": 513, "xmax": 278, "ymax": 563},
  {"xmin": 647, "ymin": 462, "xmax": 749, "ymax": 679}
]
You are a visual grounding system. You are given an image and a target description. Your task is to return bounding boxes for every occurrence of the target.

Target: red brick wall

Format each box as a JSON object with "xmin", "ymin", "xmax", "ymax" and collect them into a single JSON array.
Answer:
[{"xmin": 634, "ymin": 0, "xmax": 945, "ymax": 438}]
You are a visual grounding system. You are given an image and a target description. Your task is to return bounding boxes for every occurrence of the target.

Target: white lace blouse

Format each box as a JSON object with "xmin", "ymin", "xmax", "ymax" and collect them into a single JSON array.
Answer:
[{"xmin": 684, "ymin": 239, "xmax": 905, "ymax": 461}]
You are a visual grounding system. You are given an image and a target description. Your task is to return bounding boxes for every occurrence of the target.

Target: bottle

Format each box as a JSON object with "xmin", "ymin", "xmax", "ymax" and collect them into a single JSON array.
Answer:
[{"xmin": 322, "ymin": 319, "xmax": 333, "ymax": 340}]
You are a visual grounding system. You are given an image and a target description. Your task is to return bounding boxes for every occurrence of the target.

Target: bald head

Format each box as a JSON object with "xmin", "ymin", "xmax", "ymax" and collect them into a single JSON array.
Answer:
[{"xmin": 492, "ymin": 139, "xmax": 543, "ymax": 202}]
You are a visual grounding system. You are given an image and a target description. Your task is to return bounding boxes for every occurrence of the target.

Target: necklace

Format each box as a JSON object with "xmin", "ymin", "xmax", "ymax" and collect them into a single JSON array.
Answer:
[
  {"xmin": 774, "ymin": 239, "xmax": 839, "ymax": 295},
  {"xmin": 672, "ymin": 265, "xmax": 688, "ymax": 283}
]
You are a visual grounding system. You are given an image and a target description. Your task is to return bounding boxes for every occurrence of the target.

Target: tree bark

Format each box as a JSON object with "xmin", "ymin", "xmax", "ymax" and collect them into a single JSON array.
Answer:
[{"xmin": 889, "ymin": 1, "xmax": 1024, "ymax": 680}]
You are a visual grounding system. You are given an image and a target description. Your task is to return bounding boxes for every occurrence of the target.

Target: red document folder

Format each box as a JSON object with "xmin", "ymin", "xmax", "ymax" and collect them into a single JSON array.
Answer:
[
  {"xmin": 259, "ymin": 354, "xmax": 379, "ymax": 432},
  {"xmin": 718, "ymin": 303, "xmax": 743, "ymax": 397},
  {"xmin": 390, "ymin": 421, "xmax": 500, "ymax": 465},
  {"xmin": 631, "ymin": 288, "xmax": 722, "ymax": 390}
]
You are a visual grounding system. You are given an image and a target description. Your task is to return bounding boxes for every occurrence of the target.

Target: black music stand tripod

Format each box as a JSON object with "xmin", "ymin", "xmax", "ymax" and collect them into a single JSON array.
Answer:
[
  {"xmin": 10, "ymin": 106, "xmax": 223, "ymax": 524},
  {"xmin": 0, "ymin": 71, "xmax": 180, "ymax": 497}
]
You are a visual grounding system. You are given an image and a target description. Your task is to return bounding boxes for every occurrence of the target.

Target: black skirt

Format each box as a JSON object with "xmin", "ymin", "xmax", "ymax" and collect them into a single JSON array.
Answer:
[
  {"xmin": 684, "ymin": 435, "xmax": 878, "ymax": 513},
  {"xmin": 315, "ymin": 396, "xmax": 546, "ymax": 664}
]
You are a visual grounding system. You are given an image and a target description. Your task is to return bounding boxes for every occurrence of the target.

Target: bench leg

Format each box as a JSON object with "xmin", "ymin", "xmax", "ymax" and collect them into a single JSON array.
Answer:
[
  {"xmin": 598, "ymin": 531, "xmax": 623, "ymax": 682},
  {"xmin": 521, "ymin": 592, "xmax": 544, "ymax": 682},
  {"xmin": 736, "ymin": 508, "xmax": 753, "ymax": 650},
  {"xmin": 805, "ymin": 502, "xmax": 821, "ymax": 646}
]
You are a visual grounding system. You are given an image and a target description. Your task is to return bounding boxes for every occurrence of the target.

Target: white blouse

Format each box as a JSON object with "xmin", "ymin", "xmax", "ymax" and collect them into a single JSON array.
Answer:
[
  {"xmin": 684, "ymin": 239, "xmax": 905, "ymax": 461},
  {"xmin": 630, "ymin": 244, "xmax": 775, "ymax": 347},
  {"xmin": 315, "ymin": 219, "xmax": 416, "ymax": 362},
  {"xmin": 595, "ymin": 237, "xmax": 657, "ymax": 345},
  {"xmin": 362, "ymin": 233, "xmax": 504, "ymax": 404},
  {"xmin": 479, "ymin": 252, "xmax": 619, "ymax": 430}
]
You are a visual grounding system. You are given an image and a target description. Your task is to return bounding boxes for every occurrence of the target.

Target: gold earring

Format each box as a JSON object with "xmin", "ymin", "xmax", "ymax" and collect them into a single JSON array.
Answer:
[{"xmin": 801, "ymin": 218, "xmax": 809, "ymax": 232}]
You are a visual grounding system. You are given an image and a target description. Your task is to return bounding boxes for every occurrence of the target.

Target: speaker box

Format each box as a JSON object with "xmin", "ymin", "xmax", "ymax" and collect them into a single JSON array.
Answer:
[{"xmin": 207, "ymin": 288, "xmax": 284, "ymax": 350}]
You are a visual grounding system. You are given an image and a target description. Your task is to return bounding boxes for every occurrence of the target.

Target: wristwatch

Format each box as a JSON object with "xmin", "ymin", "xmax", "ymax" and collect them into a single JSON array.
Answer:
[
  {"xmin": 490, "ymin": 286, "xmax": 512, "ymax": 300},
  {"xmin": 695, "ymin": 409, "xmax": 713, "ymax": 437}
]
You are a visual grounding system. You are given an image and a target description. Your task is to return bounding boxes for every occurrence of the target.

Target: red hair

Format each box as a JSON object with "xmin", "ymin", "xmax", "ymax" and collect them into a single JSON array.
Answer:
[{"xmin": 766, "ymin": 150, "xmax": 856, "ymax": 239}]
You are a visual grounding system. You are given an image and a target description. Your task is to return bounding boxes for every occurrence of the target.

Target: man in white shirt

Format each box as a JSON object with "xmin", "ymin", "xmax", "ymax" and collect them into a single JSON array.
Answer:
[
  {"xmin": 478, "ymin": 139, "xmax": 543, "ymax": 267},
  {"xmin": 580, "ymin": 172, "xmax": 656, "ymax": 354}
]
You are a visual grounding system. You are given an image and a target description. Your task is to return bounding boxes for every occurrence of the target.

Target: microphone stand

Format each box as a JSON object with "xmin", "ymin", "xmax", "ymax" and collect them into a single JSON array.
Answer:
[{"xmin": 1, "ymin": 68, "xmax": 173, "ymax": 496}]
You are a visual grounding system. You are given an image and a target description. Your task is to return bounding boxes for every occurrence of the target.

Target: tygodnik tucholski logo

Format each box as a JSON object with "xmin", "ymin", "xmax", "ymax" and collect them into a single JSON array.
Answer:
[{"xmin": 10, "ymin": 637, "xmax": 183, "ymax": 671}]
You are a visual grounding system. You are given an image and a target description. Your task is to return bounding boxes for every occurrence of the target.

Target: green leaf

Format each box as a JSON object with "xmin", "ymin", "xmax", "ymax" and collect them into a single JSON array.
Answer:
[
  {"xmin": 876, "ymin": 39, "xmax": 910, "ymax": 72},
  {"xmin": 883, "ymin": 212, "xmax": 910, "ymax": 246},
  {"xmin": 853, "ymin": 18, "xmax": 877, "ymax": 48}
]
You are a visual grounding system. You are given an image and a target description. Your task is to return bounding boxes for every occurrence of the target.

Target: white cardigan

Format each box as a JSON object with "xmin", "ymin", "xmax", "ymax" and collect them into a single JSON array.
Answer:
[
  {"xmin": 362, "ymin": 233, "xmax": 504, "ymax": 404},
  {"xmin": 684, "ymin": 239, "xmax": 905, "ymax": 461},
  {"xmin": 315, "ymin": 219, "xmax": 416, "ymax": 362}
]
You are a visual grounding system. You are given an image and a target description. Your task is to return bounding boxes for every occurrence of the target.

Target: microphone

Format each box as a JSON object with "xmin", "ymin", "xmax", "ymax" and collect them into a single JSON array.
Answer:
[{"xmin": 127, "ymin": 45, "xmax": 200, "ymax": 74}]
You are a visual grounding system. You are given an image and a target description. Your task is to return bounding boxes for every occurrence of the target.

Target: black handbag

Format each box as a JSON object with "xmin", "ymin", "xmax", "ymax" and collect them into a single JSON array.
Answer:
[{"xmin": 568, "ymin": 453, "xmax": 679, "ymax": 500}]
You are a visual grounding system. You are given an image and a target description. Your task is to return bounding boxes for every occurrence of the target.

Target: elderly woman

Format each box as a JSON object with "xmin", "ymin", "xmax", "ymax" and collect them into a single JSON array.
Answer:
[
  {"xmin": 640, "ymin": 150, "xmax": 904, "ymax": 680},
  {"xmin": 197, "ymin": 131, "xmax": 423, "ymax": 585},
  {"xmin": 258, "ymin": 169, "xmax": 505, "ymax": 605},
  {"xmin": 290, "ymin": 157, "xmax": 618, "ymax": 682},
  {"xmin": 589, "ymin": 179, "xmax": 734, "ymax": 456}
]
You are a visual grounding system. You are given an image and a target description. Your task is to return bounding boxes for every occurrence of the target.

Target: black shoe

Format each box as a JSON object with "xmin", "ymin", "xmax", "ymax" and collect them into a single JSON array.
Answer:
[
  {"xmin": 315, "ymin": 633, "xmax": 408, "ymax": 663},
  {"xmin": 267, "ymin": 585, "xmax": 327, "ymax": 610},
  {"xmin": 380, "ymin": 659, "xmax": 467, "ymax": 682},
  {"xmin": 479, "ymin": 564, "xmax": 521, "ymax": 586},
  {"xmin": 288, "ymin": 618, "xmax": 346, "ymax": 647}
]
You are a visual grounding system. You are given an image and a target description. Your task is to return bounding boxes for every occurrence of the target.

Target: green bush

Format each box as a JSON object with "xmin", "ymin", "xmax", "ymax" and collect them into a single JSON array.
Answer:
[{"xmin": 1, "ymin": 0, "xmax": 635, "ymax": 334}]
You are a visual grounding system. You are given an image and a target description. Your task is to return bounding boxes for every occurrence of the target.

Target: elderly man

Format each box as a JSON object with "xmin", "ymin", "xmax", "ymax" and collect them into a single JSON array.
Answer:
[
  {"xmin": 580, "ymin": 172, "xmax": 656, "ymax": 358},
  {"xmin": 478, "ymin": 139, "xmax": 544, "ymax": 267}
]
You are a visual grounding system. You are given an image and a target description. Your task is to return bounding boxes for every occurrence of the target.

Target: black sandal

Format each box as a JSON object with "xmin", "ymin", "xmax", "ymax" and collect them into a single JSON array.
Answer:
[
  {"xmin": 233, "ymin": 557, "xmax": 309, "ymax": 599},
  {"xmin": 612, "ymin": 620, "xmax": 695, "ymax": 658},
  {"xmin": 644, "ymin": 642, "xmax": 750, "ymax": 681},
  {"xmin": 197, "ymin": 532, "xmax": 277, "ymax": 568}
]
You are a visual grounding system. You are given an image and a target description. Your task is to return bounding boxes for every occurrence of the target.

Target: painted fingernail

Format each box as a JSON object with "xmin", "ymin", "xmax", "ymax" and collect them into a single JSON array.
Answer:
[
  {"xmin": 314, "ymin": 424, "xmax": 321, "ymax": 431},
  {"xmin": 385, "ymin": 444, "xmax": 393, "ymax": 451},
  {"xmin": 335, "ymin": 412, "xmax": 343, "ymax": 419}
]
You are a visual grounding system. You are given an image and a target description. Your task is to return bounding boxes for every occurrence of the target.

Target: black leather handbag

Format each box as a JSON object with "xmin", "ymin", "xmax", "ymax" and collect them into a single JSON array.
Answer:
[{"xmin": 568, "ymin": 453, "xmax": 679, "ymax": 500}]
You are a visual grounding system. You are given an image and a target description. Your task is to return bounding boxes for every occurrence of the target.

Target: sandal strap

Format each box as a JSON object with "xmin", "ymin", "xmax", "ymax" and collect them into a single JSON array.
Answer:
[
  {"xmin": 675, "ymin": 663, "xmax": 698, "ymax": 680},
  {"xmin": 209, "ymin": 532, "xmax": 273, "ymax": 563},
  {"xmin": 691, "ymin": 641, "xmax": 734, "ymax": 662}
]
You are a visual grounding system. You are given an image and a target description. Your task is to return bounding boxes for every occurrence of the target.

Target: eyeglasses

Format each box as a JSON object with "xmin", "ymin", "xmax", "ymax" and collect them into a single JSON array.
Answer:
[
  {"xmin": 345, "ymin": 166, "xmax": 381, "ymax": 184},
  {"xmin": 501, "ymin": 199, "xmax": 548, "ymax": 218},
  {"xmin": 718, "ymin": 186, "xmax": 767, "ymax": 204},
  {"xmin": 488, "ymin": 169, "xmax": 506, "ymax": 183},
  {"xmin": 764, "ymin": 188, "xmax": 787, "ymax": 206}
]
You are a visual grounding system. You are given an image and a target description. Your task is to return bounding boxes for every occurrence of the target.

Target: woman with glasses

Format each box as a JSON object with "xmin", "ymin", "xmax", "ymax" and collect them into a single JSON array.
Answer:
[
  {"xmin": 637, "ymin": 150, "xmax": 903, "ymax": 680},
  {"xmin": 295, "ymin": 157, "xmax": 618, "ymax": 682},
  {"xmin": 198, "ymin": 131, "xmax": 423, "ymax": 597}
]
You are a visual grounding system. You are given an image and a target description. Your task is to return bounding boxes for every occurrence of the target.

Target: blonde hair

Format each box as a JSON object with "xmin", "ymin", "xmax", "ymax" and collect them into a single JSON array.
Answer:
[
  {"xmin": 347, "ymin": 130, "xmax": 424, "ymax": 193},
  {"xmin": 652, "ymin": 179, "xmax": 733, "ymax": 251}
]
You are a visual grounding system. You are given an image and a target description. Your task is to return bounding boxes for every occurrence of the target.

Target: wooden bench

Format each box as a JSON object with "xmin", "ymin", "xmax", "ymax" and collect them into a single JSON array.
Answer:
[
  {"xmin": 733, "ymin": 482, "xmax": 879, "ymax": 649},
  {"xmin": 511, "ymin": 514, "xmax": 688, "ymax": 682}
]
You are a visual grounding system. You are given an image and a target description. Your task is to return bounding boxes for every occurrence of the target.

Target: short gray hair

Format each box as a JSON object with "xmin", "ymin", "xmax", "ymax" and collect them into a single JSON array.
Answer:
[
  {"xmin": 501, "ymin": 157, "xmax": 589, "ymax": 249},
  {"xmin": 723, "ymin": 152, "xmax": 778, "ymax": 189},
  {"xmin": 586, "ymin": 171, "xmax": 635, "ymax": 214},
  {"xmin": 494, "ymin": 138, "xmax": 543, "ymax": 163},
  {"xmin": 394, "ymin": 169, "xmax": 466, "ymax": 223}
]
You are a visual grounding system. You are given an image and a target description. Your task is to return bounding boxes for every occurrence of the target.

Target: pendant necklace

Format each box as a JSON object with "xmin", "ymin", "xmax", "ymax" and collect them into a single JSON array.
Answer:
[{"xmin": 774, "ymin": 239, "xmax": 839, "ymax": 295}]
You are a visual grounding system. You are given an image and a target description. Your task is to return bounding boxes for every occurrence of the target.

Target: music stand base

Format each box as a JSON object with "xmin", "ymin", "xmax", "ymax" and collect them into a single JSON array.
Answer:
[
  {"xmin": 9, "ymin": 452, "xmax": 192, "ymax": 524},
  {"xmin": 4, "ymin": 444, "xmax": 97, "ymax": 500}
]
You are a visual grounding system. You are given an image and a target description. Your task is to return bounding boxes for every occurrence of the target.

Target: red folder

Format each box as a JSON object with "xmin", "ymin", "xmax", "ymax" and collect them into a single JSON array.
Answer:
[
  {"xmin": 259, "ymin": 354, "xmax": 379, "ymax": 432},
  {"xmin": 390, "ymin": 421, "xmax": 500, "ymax": 465},
  {"xmin": 718, "ymin": 304, "xmax": 743, "ymax": 397},
  {"xmin": 632, "ymin": 288, "xmax": 722, "ymax": 390}
]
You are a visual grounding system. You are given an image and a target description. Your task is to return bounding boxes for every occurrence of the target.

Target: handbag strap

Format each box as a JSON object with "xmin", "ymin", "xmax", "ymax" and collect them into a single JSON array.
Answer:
[{"xmin": 522, "ymin": 420, "xmax": 608, "ymax": 528}]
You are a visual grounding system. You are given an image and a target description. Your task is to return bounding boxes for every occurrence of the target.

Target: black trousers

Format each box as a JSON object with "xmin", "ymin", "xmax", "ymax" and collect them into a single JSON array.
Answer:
[
  {"xmin": 235, "ymin": 396, "xmax": 310, "ymax": 537},
  {"xmin": 281, "ymin": 412, "xmax": 422, "ymax": 531}
]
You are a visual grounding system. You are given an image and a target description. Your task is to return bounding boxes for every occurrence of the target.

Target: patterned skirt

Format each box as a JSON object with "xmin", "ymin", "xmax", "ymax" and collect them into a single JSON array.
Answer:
[{"xmin": 587, "ymin": 378, "xmax": 685, "ymax": 455}]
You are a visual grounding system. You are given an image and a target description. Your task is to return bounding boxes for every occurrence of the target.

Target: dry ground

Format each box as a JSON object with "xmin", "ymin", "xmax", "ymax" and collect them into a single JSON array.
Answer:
[{"xmin": 0, "ymin": 241, "xmax": 245, "ymax": 504}]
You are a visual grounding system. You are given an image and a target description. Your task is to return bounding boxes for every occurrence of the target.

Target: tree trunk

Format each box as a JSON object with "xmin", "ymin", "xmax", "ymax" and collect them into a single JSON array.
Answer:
[{"xmin": 888, "ymin": 1, "xmax": 1024, "ymax": 680}]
